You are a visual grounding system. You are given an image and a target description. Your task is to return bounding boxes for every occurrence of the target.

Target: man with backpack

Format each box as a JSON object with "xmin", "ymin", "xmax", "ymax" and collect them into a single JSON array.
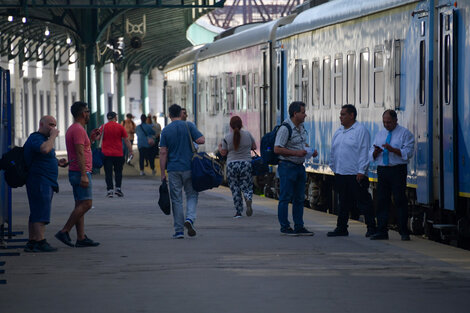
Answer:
[
  {"xmin": 23, "ymin": 115, "xmax": 68, "ymax": 252},
  {"xmin": 274, "ymin": 101, "xmax": 317, "ymax": 236}
]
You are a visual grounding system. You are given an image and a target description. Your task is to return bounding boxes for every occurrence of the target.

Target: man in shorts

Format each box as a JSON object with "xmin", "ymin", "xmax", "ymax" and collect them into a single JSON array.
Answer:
[
  {"xmin": 23, "ymin": 115, "xmax": 68, "ymax": 252},
  {"xmin": 55, "ymin": 101, "xmax": 100, "ymax": 248}
]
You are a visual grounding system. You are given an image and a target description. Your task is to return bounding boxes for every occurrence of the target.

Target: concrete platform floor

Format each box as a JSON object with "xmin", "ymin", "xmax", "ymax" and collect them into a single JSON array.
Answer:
[{"xmin": 1, "ymin": 164, "xmax": 470, "ymax": 313}]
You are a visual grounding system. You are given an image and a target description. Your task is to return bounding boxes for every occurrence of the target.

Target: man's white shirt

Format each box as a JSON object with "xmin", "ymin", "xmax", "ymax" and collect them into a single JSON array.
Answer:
[{"xmin": 369, "ymin": 124, "xmax": 414, "ymax": 166}]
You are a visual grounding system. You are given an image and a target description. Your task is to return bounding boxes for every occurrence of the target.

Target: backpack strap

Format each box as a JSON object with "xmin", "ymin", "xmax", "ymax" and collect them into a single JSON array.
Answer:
[{"xmin": 280, "ymin": 122, "xmax": 293, "ymax": 141}]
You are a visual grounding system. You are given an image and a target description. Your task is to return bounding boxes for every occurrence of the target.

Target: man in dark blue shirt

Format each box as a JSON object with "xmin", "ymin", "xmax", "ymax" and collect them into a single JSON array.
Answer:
[{"xmin": 23, "ymin": 115, "xmax": 67, "ymax": 252}]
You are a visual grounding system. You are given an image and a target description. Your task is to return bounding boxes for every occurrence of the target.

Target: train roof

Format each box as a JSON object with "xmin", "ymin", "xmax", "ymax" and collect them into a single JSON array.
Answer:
[
  {"xmin": 197, "ymin": 15, "xmax": 296, "ymax": 61},
  {"xmin": 277, "ymin": 0, "xmax": 418, "ymax": 39},
  {"xmin": 164, "ymin": 45, "xmax": 205, "ymax": 72}
]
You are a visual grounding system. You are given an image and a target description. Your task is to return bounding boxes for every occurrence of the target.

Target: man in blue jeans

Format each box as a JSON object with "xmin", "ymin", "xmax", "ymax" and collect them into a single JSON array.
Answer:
[
  {"xmin": 274, "ymin": 101, "xmax": 317, "ymax": 236},
  {"xmin": 159, "ymin": 104, "xmax": 205, "ymax": 239}
]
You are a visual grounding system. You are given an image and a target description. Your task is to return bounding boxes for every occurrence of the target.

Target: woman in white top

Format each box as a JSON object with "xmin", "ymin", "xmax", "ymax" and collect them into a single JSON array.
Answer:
[{"xmin": 219, "ymin": 116, "xmax": 257, "ymax": 218}]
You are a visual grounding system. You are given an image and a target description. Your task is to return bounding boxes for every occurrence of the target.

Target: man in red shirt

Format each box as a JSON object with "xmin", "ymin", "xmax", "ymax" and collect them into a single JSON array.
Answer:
[{"xmin": 98, "ymin": 111, "xmax": 133, "ymax": 197}]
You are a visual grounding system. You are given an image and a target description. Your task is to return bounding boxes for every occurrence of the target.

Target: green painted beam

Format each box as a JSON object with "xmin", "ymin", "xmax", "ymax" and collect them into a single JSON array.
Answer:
[{"xmin": 0, "ymin": 0, "xmax": 226, "ymax": 9}]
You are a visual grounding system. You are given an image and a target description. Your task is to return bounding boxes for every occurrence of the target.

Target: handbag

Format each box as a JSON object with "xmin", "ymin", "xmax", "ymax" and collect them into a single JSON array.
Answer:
[
  {"xmin": 92, "ymin": 125, "xmax": 105, "ymax": 169},
  {"xmin": 158, "ymin": 179, "xmax": 171, "ymax": 215},
  {"xmin": 185, "ymin": 123, "xmax": 223, "ymax": 192},
  {"xmin": 251, "ymin": 150, "xmax": 269, "ymax": 176}
]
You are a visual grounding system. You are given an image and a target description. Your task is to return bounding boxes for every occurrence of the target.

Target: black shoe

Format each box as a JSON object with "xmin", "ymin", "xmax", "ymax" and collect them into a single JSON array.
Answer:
[
  {"xmin": 327, "ymin": 228, "xmax": 349, "ymax": 237},
  {"xmin": 55, "ymin": 231, "xmax": 74, "ymax": 247},
  {"xmin": 24, "ymin": 240, "xmax": 36, "ymax": 252},
  {"xmin": 365, "ymin": 227, "xmax": 377, "ymax": 238},
  {"xmin": 294, "ymin": 227, "xmax": 314, "ymax": 236},
  {"xmin": 114, "ymin": 188, "xmax": 124, "ymax": 197},
  {"xmin": 35, "ymin": 240, "xmax": 58, "ymax": 252},
  {"xmin": 281, "ymin": 227, "xmax": 299, "ymax": 236},
  {"xmin": 184, "ymin": 219, "xmax": 196, "ymax": 237},
  {"xmin": 75, "ymin": 235, "xmax": 100, "ymax": 247},
  {"xmin": 401, "ymin": 234, "xmax": 411, "ymax": 241},
  {"xmin": 233, "ymin": 212, "xmax": 242, "ymax": 218},
  {"xmin": 370, "ymin": 232, "xmax": 389, "ymax": 240}
]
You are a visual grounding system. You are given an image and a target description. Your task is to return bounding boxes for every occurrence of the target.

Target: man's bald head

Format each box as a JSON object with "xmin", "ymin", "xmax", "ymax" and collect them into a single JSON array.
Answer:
[{"xmin": 39, "ymin": 115, "xmax": 57, "ymax": 137}]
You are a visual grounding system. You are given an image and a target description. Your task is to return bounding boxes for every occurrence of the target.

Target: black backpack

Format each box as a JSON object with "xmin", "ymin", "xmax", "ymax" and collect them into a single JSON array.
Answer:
[
  {"xmin": 0, "ymin": 146, "xmax": 28, "ymax": 188},
  {"xmin": 260, "ymin": 123, "xmax": 292, "ymax": 165}
]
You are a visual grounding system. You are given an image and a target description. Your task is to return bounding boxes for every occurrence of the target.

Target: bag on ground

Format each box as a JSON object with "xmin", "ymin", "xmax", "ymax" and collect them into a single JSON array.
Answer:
[
  {"xmin": 260, "ymin": 123, "xmax": 292, "ymax": 165},
  {"xmin": 158, "ymin": 179, "xmax": 171, "ymax": 215},
  {"xmin": 0, "ymin": 146, "xmax": 28, "ymax": 188}
]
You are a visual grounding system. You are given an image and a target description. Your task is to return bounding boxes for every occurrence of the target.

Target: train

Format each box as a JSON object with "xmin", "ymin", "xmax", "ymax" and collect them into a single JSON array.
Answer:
[{"xmin": 164, "ymin": 0, "xmax": 470, "ymax": 246}]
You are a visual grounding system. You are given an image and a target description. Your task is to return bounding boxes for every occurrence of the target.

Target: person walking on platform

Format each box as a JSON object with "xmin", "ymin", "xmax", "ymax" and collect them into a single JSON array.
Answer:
[
  {"xmin": 55, "ymin": 101, "xmax": 100, "ymax": 248},
  {"xmin": 274, "ymin": 101, "xmax": 317, "ymax": 236},
  {"xmin": 136, "ymin": 114, "xmax": 156, "ymax": 176},
  {"xmin": 151, "ymin": 115, "xmax": 162, "ymax": 158},
  {"xmin": 121, "ymin": 113, "xmax": 136, "ymax": 145},
  {"xmin": 23, "ymin": 116, "xmax": 68, "ymax": 252},
  {"xmin": 327, "ymin": 104, "xmax": 377, "ymax": 237},
  {"xmin": 98, "ymin": 111, "xmax": 133, "ymax": 198},
  {"xmin": 160, "ymin": 104, "xmax": 205, "ymax": 239},
  {"xmin": 369, "ymin": 109, "xmax": 415, "ymax": 241},
  {"xmin": 218, "ymin": 116, "xmax": 257, "ymax": 218}
]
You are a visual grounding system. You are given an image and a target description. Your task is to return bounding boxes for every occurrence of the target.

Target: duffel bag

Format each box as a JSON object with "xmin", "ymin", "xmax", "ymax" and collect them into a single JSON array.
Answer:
[{"xmin": 191, "ymin": 152, "xmax": 223, "ymax": 192}]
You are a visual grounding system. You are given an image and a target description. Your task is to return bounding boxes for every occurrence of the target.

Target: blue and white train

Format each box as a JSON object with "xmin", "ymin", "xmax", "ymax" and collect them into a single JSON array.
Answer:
[{"xmin": 164, "ymin": 0, "xmax": 470, "ymax": 245}]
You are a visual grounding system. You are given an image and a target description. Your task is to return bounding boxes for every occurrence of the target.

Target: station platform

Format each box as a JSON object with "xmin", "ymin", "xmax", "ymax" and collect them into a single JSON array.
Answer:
[{"xmin": 1, "ymin": 161, "xmax": 470, "ymax": 312}]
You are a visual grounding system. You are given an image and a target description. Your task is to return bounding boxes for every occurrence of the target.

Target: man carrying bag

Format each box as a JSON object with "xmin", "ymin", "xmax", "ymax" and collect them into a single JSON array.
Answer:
[{"xmin": 159, "ymin": 104, "xmax": 205, "ymax": 239}]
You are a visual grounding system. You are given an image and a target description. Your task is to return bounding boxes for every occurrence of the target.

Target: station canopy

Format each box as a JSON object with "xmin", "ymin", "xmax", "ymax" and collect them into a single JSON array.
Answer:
[{"xmin": 0, "ymin": 0, "xmax": 226, "ymax": 74}]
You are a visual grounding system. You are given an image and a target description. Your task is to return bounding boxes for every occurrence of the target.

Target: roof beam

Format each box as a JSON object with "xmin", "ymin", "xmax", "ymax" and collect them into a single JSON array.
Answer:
[{"xmin": 0, "ymin": 0, "xmax": 226, "ymax": 9}]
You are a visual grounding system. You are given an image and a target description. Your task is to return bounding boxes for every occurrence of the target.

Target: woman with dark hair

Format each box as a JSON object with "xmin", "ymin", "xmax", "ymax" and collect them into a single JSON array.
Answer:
[{"xmin": 218, "ymin": 116, "xmax": 257, "ymax": 218}]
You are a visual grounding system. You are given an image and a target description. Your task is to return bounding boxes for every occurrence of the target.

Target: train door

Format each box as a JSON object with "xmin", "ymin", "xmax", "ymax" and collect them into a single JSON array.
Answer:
[
  {"xmin": 438, "ymin": 6, "xmax": 457, "ymax": 211},
  {"xmin": 276, "ymin": 49, "xmax": 287, "ymax": 124},
  {"xmin": 261, "ymin": 50, "xmax": 269, "ymax": 133},
  {"xmin": 415, "ymin": 12, "xmax": 432, "ymax": 205}
]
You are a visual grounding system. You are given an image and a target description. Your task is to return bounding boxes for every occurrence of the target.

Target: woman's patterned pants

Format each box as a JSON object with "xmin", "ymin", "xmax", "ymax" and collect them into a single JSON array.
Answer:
[{"xmin": 226, "ymin": 160, "xmax": 253, "ymax": 214}]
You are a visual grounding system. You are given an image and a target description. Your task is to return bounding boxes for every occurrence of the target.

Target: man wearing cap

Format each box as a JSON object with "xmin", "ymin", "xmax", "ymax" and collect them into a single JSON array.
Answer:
[{"xmin": 98, "ymin": 111, "xmax": 133, "ymax": 198}]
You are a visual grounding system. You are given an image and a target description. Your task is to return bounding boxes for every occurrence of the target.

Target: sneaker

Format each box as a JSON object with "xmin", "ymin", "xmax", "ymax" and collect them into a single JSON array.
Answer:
[
  {"xmin": 114, "ymin": 188, "xmax": 124, "ymax": 197},
  {"xmin": 140, "ymin": 171, "xmax": 146, "ymax": 176},
  {"xmin": 294, "ymin": 227, "xmax": 314, "ymax": 236},
  {"xmin": 172, "ymin": 232, "xmax": 184, "ymax": 239},
  {"xmin": 106, "ymin": 190, "xmax": 114, "ymax": 198},
  {"xmin": 24, "ymin": 240, "xmax": 36, "ymax": 252},
  {"xmin": 245, "ymin": 199, "xmax": 253, "ymax": 216},
  {"xmin": 326, "ymin": 228, "xmax": 349, "ymax": 237},
  {"xmin": 281, "ymin": 227, "xmax": 299, "ymax": 236},
  {"xmin": 184, "ymin": 219, "xmax": 196, "ymax": 237},
  {"xmin": 55, "ymin": 231, "xmax": 74, "ymax": 247},
  {"xmin": 152, "ymin": 170, "xmax": 156, "ymax": 176},
  {"xmin": 75, "ymin": 235, "xmax": 100, "ymax": 247},
  {"xmin": 233, "ymin": 212, "xmax": 242, "ymax": 218},
  {"xmin": 35, "ymin": 240, "xmax": 58, "ymax": 252}
]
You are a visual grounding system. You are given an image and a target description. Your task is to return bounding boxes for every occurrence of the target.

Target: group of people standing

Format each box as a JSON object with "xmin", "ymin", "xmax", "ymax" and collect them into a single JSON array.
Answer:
[{"xmin": 21, "ymin": 99, "xmax": 414, "ymax": 252}]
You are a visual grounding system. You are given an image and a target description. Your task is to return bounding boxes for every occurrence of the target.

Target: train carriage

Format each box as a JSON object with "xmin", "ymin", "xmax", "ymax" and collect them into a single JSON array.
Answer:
[{"xmin": 164, "ymin": 0, "xmax": 470, "ymax": 245}]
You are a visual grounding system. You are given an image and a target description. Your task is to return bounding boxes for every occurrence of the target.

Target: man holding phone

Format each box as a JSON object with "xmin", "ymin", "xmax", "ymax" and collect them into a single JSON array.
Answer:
[
  {"xmin": 369, "ymin": 110, "xmax": 414, "ymax": 241},
  {"xmin": 327, "ymin": 104, "xmax": 377, "ymax": 237}
]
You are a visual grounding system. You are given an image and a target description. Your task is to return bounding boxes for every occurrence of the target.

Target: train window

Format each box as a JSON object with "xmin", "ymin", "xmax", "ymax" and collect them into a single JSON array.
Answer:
[
  {"xmin": 294, "ymin": 59, "xmax": 301, "ymax": 101},
  {"xmin": 312, "ymin": 60, "xmax": 320, "ymax": 108},
  {"xmin": 247, "ymin": 73, "xmax": 252, "ymax": 110},
  {"xmin": 253, "ymin": 73, "xmax": 259, "ymax": 110},
  {"xmin": 218, "ymin": 77, "xmax": 223, "ymax": 113},
  {"xmin": 228, "ymin": 76, "xmax": 235, "ymax": 111},
  {"xmin": 373, "ymin": 50, "xmax": 384, "ymax": 107},
  {"xmin": 236, "ymin": 74, "xmax": 241, "ymax": 111},
  {"xmin": 242, "ymin": 74, "xmax": 247, "ymax": 111},
  {"xmin": 419, "ymin": 40, "xmax": 425, "ymax": 106},
  {"xmin": 181, "ymin": 83, "xmax": 187, "ymax": 108},
  {"xmin": 205, "ymin": 81, "xmax": 209, "ymax": 112},
  {"xmin": 444, "ymin": 35, "xmax": 451, "ymax": 104},
  {"xmin": 394, "ymin": 40, "xmax": 401, "ymax": 109},
  {"xmin": 301, "ymin": 61, "xmax": 309, "ymax": 105},
  {"xmin": 167, "ymin": 85, "xmax": 174, "ymax": 109},
  {"xmin": 334, "ymin": 55, "xmax": 343, "ymax": 107},
  {"xmin": 359, "ymin": 50, "xmax": 369, "ymax": 107},
  {"xmin": 346, "ymin": 53, "xmax": 355, "ymax": 105},
  {"xmin": 197, "ymin": 82, "xmax": 202, "ymax": 113},
  {"xmin": 323, "ymin": 57, "xmax": 331, "ymax": 107}
]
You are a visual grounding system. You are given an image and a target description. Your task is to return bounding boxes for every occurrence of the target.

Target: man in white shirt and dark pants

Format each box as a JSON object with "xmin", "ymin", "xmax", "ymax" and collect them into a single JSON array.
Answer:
[
  {"xmin": 369, "ymin": 109, "xmax": 414, "ymax": 241},
  {"xmin": 328, "ymin": 104, "xmax": 377, "ymax": 237}
]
